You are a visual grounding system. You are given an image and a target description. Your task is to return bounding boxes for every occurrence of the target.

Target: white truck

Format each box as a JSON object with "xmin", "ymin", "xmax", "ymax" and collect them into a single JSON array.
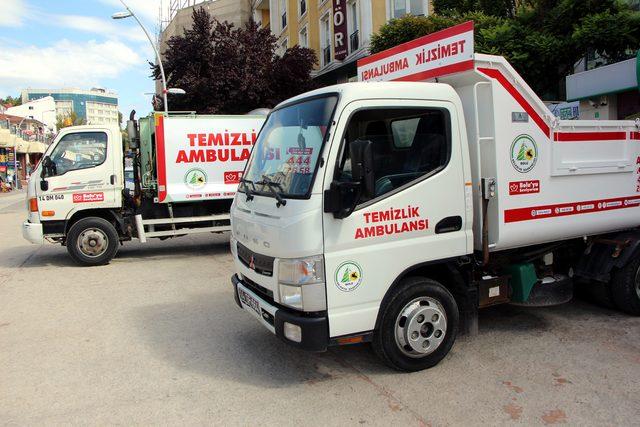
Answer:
[
  {"xmin": 229, "ymin": 22, "xmax": 640, "ymax": 371},
  {"xmin": 22, "ymin": 112, "xmax": 265, "ymax": 266}
]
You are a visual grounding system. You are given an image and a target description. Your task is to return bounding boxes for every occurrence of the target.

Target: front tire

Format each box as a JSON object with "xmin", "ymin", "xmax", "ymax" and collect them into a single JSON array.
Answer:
[
  {"xmin": 610, "ymin": 255, "xmax": 640, "ymax": 316},
  {"xmin": 66, "ymin": 217, "xmax": 119, "ymax": 266},
  {"xmin": 373, "ymin": 277, "xmax": 459, "ymax": 372}
]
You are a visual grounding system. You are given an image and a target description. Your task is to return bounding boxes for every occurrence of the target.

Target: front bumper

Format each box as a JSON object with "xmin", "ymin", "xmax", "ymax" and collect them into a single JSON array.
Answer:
[
  {"xmin": 231, "ymin": 274, "xmax": 328, "ymax": 351},
  {"xmin": 22, "ymin": 221, "xmax": 43, "ymax": 244}
]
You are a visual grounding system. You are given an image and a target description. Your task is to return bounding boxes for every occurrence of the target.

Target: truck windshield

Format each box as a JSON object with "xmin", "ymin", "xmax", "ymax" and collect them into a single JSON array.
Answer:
[{"xmin": 242, "ymin": 95, "xmax": 338, "ymax": 198}]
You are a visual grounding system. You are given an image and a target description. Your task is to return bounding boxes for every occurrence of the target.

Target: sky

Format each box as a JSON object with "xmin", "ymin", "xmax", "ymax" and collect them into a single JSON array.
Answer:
[{"xmin": 0, "ymin": 0, "xmax": 166, "ymax": 121}]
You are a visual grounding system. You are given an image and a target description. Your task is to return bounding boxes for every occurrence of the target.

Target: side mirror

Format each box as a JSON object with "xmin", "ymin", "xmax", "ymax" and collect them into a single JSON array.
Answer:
[
  {"xmin": 323, "ymin": 139, "xmax": 376, "ymax": 219},
  {"xmin": 127, "ymin": 110, "xmax": 139, "ymax": 149},
  {"xmin": 350, "ymin": 139, "xmax": 375, "ymax": 199}
]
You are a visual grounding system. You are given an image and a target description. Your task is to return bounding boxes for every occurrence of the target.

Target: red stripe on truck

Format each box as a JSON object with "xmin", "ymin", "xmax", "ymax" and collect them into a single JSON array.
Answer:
[
  {"xmin": 477, "ymin": 67, "xmax": 551, "ymax": 137},
  {"xmin": 395, "ymin": 60, "xmax": 475, "ymax": 82},
  {"xmin": 553, "ymin": 131, "xmax": 627, "ymax": 142},
  {"xmin": 156, "ymin": 115, "xmax": 167, "ymax": 202},
  {"xmin": 504, "ymin": 195, "xmax": 640, "ymax": 223}
]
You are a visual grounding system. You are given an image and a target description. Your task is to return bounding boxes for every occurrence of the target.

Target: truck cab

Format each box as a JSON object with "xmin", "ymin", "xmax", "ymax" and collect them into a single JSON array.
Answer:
[
  {"xmin": 23, "ymin": 125, "xmax": 124, "ymax": 260},
  {"xmin": 230, "ymin": 53, "xmax": 640, "ymax": 371},
  {"xmin": 231, "ymin": 83, "xmax": 472, "ymax": 371}
]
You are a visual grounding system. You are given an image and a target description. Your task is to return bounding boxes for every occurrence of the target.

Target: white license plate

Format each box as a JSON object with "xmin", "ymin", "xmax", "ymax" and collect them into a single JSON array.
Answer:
[{"xmin": 238, "ymin": 288, "xmax": 261, "ymax": 315}]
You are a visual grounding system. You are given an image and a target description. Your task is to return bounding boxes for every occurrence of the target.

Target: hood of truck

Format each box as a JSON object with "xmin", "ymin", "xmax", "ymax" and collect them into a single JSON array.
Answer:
[{"xmin": 231, "ymin": 192, "xmax": 323, "ymax": 259}]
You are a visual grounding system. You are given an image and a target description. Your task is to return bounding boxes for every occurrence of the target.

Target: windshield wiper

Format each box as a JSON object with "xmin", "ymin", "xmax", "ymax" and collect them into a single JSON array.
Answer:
[
  {"xmin": 258, "ymin": 175, "xmax": 287, "ymax": 207},
  {"xmin": 239, "ymin": 178, "xmax": 256, "ymax": 201}
]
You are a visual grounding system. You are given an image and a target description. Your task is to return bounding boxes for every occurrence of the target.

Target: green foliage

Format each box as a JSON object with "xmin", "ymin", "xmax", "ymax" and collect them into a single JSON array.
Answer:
[
  {"xmin": 370, "ymin": 1, "xmax": 640, "ymax": 100},
  {"xmin": 434, "ymin": 0, "xmax": 516, "ymax": 17},
  {"xmin": 0, "ymin": 95, "xmax": 22, "ymax": 107},
  {"xmin": 56, "ymin": 112, "xmax": 86, "ymax": 130},
  {"xmin": 152, "ymin": 8, "xmax": 317, "ymax": 114}
]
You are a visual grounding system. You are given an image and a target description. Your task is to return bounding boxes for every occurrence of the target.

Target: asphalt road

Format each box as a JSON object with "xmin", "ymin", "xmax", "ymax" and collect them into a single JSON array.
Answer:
[{"xmin": 1, "ymin": 191, "xmax": 639, "ymax": 426}]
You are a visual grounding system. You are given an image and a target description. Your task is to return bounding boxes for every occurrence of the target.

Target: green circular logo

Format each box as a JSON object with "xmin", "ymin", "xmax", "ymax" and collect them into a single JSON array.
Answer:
[
  {"xmin": 335, "ymin": 261, "xmax": 363, "ymax": 292},
  {"xmin": 184, "ymin": 168, "xmax": 207, "ymax": 190},
  {"xmin": 510, "ymin": 134, "xmax": 538, "ymax": 173}
]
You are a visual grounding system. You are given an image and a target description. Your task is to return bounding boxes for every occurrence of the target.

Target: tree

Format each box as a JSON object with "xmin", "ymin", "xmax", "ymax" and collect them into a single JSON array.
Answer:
[
  {"xmin": 0, "ymin": 95, "xmax": 22, "ymax": 107},
  {"xmin": 370, "ymin": 1, "xmax": 640, "ymax": 100},
  {"xmin": 56, "ymin": 112, "xmax": 86, "ymax": 129},
  {"xmin": 152, "ymin": 8, "xmax": 317, "ymax": 114},
  {"xmin": 434, "ymin": 0, "xmax": 516, "ymax": 18}
]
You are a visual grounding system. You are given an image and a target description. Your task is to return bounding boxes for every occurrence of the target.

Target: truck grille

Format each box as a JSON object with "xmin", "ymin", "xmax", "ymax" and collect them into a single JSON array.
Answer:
[{"xmin": 237, "ymin": 242, "xmax": 274, "ymax": 277}]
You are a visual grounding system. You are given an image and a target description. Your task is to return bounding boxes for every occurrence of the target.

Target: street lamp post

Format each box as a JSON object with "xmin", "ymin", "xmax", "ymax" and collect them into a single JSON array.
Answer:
[
  {"xmin": 112, "ymin": 0, "xmax": 172, "ymax": 113},
  {"xmin": 13, "ymin": 116, "xmax": 31, "ymax": 189}
]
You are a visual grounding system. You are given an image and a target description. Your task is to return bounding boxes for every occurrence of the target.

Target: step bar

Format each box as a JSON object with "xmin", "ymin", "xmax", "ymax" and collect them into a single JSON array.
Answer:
[{"xmin": 134, "ymin": 213, "xmax": 231, "ymax": 243}]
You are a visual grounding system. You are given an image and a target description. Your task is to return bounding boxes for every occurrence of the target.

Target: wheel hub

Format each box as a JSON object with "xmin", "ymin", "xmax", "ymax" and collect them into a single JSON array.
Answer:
[
  {"xmin": 635, "ymin": 267, "xmax": 640, "ymax": 299},
  {"xmin": 395, "ymin": 297, "xmax": 447, "ymax": 358},
  {"xmin": 77, "ymin": 228, "xmax": 108, "ymax": 258}
]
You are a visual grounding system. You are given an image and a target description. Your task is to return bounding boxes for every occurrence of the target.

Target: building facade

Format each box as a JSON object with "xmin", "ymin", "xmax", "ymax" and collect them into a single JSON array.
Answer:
[
  {"xmin": 6, "ymin": 96, "xmax": 57, "ymax": 132},
  {"xmin": 159, "ymin": 0, "xmax": 253, "ymax": 52},
  {"xmin": 253, "ymin": 0, "xmax": 432, "ymax": 83},
  {"xmin": 21, "ymin": 88, "xmax": 119, "ymax": 126},
  {"xmin": 565, "ymin": 54, "xmax": 640, "ymax": 120}
]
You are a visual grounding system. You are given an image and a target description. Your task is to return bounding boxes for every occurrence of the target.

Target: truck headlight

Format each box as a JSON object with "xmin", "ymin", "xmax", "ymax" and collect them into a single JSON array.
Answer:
[
  {"xmin": 279, "ymin": 284, "xmax": 303, "ymax": 310},
  {"xmin": 278, "ymin": 256, "xmax": 325, "ymax": 311},
  {"xmin": 278, "ymin": 256, "xmax": 324, "ymax": 285}
]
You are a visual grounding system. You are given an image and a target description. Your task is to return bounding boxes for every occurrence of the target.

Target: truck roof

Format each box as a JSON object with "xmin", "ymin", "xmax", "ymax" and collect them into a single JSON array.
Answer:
[
  {"xmin": 59, "ymin": 124, "xmax": 121, "ymax": 133},
  {"xmin": 276, "ymin": 82, "xmax": 460, "ymax": 110}
]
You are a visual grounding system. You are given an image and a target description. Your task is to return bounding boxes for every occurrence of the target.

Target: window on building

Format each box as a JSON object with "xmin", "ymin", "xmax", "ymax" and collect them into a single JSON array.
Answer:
[
  {"xmin": 334, "ymin": 108, "xmax": 449, "ymax": 203},
  {"xmin": 46, "ymin": 132, "xmax": 108, "ymax": 176},
  {"xmin": 347, "ymin": 0, "xmax": 359, "ymax": 53},
  {"xmin": 320, "ymin": 13, "xmax": 331, "ymax": 66},
  {"xmin": 391, "ymin": 0, "xmax": 427, "ymax": 18},
  {"xmin": 299, "ymin": 0, "xmax": 307, "ymax": 16},
  {"xmin": 299, "ymin": 26, "xmax": 308, "ymax": 48},
  {"xmin": 280, "ymin": 38, "xmax": 288, "ymax": 54},
  {"xmin": 280, "ymin": 0, "xmax": 287, "ymax": 29}
]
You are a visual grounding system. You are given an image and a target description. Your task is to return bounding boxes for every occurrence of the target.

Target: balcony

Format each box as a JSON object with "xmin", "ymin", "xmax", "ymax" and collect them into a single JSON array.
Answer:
[{"xmin": 349, "ymin": 30, "xmax": 359, "ymax": 54}]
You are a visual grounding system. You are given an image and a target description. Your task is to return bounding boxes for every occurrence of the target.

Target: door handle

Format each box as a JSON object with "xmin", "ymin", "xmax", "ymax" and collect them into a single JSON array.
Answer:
[
  {"xmin": 435, "ymin": 216, "xmax": 462, "ymax": 234},
  {"xmin": 110, "ymin": 174, "xmax": 116, "ymax": 185}
]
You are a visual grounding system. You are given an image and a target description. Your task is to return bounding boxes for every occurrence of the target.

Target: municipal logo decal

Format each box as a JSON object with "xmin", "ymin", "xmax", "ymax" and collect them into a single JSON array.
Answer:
[
  {"xmin": 510, "ymin": 134, "xmax": 538, "ymax": 173},
  {"xmin": 184, "ymin": 168, "xmax": 207, "ymax": 190},
  {"xmin": 335, "ymin": 261, "xmax": 363, "ymax": 292}
]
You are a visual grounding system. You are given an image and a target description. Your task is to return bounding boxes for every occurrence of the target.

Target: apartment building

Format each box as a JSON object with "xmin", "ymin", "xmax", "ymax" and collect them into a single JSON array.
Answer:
[
  {"xmin": 22, "ymin": 88, "xmax": 119, "ymax": 126},
  {"xmin": 253, "ymin": 0, "xmax": 432, "ymax": 83}
]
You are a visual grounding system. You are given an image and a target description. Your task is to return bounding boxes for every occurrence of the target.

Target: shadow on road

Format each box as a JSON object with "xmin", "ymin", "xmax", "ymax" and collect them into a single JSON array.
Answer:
[
  {"xmin": 132, "ymin": 289, "xmax": 627, "ymax": 388},
  {"xmin": 116, "ymin": 239, "xmax": 231, "ymax": 261},
  {"xmin": 132, "ymin": 292, "xmax": 390, "ymax": 388},
  {"xmin": 0, "ymin": 238, "xmax": 232, "ymax": 269}
]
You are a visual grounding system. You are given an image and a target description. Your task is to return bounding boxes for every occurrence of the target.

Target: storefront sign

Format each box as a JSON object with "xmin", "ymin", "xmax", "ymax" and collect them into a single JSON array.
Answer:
[
  {"xmin": 357, "ymin": 21, "xmax": 474, "ymax": 82},
  {"xmin": 333, "ymin": 0, "xmax": 348, "ymax": 60}
]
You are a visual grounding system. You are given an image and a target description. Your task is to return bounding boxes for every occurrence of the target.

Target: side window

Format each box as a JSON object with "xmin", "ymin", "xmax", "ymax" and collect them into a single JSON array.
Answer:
[
  {"xmin": 336, "ymin": 108, "xmax": 449, "ymax": 203},
  {"xmin": 48, "ymin": 132, "xmax": 108, "ymax": 176}
]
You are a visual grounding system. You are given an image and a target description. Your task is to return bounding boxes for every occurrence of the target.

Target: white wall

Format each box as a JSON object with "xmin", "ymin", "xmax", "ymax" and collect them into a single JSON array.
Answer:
[{"xmin": 7, "ymin": 96, "xmax": 57, "ymax": 132}]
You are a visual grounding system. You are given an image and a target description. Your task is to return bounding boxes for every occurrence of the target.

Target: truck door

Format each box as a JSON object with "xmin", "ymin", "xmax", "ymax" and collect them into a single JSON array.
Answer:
[
  {"xmin": 37, "ymin": 128, "xmax": 121, "ymax": 221},
  {"xmin": 322, "ymin": 100, "xmax": 469, "ymax": 338}
]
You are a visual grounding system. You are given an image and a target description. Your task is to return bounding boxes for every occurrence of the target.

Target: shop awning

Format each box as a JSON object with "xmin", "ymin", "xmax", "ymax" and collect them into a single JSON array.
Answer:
[
  {"xmin": 566, "ymin": 53, "xmax": 639, "ymax": 101},
  {"xmin": 28, "ymin": 141, "xmax": 47, "ymax": 154},
  {"xmin": 15, "ymin": 138, "xmax": 29, "ymax": 153}
]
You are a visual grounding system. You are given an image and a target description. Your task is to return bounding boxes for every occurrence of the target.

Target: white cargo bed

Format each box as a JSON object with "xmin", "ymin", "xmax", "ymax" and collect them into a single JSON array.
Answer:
[{"xmin": 438, "ymin": 54, "xmax": 639, "ymax": 251}]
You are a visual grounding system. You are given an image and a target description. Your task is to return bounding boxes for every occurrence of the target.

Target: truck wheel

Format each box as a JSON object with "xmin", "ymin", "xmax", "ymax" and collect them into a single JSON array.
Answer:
[
  {"xmin": 373, "ymin": 277, "xmax": 459, "ymax": 372},
  {"xmin": 66, "ymin": 217, "xmax": 119, "ymax": 266},
  {"xmin": 610, "ymin": 255, "xmax": 640, "ymax": 316}
]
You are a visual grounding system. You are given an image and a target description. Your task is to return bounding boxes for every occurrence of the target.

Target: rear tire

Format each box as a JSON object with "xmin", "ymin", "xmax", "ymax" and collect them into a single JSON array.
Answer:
[
  {"xmin": 373, "ymin": 277, "xmax": 459, "ymax": 372},
  {"xmin": 610, "ymin": 255, "xmax": 640, "ymax": 316},
  {"xmin": 66, "ymin": 217, "xmax": 119, "ymax": 266}
]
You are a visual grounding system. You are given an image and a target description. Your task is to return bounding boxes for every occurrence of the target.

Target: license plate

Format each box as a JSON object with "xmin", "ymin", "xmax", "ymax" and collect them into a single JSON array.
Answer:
[{"xmin": 238, "ymin": 288, "xmax": 260, "ymax": 315}]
